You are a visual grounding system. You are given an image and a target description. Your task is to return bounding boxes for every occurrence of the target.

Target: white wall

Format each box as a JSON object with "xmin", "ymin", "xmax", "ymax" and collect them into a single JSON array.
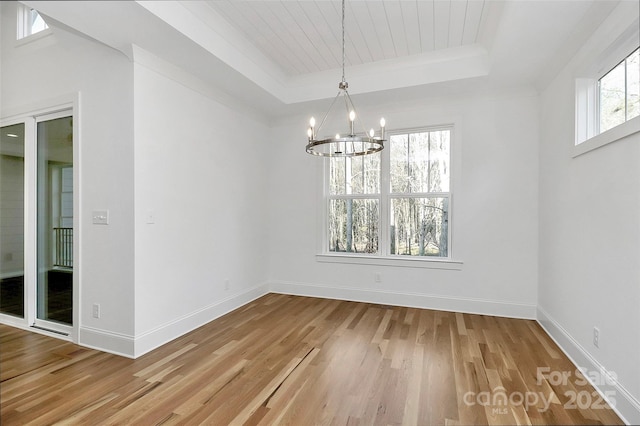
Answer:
[
  {"xmin": 268, "ymin": 89, "xmax": 539, "ymax": 318},
  {"xmin": 0, "ymin": 1, "xmax": 135, "ymax": 353},
  {"xmin": 132, "ymin": 54, "xmax": 270, "ymax": 356},
  {"xmin": 537, "ymin": 3, "xmax": 640, "ymax": 423},
  {"xmin": 1, "ymin": 3, "xmax": 271, "ymax": 358}
]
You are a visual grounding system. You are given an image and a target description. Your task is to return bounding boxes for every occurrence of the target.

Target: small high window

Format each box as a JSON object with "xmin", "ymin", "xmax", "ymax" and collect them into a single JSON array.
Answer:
[
  {"xmin": 599, "ymin": 48, "xmax": 640, "ymax": 133},
  {"xmin": 17, "ymin": 4, "xmax": 49, "ymax": 40},
  {"xmin": 575, "ymin": 43, "xmax": 640, "ymax": 155}
]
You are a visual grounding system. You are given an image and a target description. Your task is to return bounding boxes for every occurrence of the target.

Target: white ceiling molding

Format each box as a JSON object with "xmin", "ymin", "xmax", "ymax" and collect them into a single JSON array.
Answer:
[{"xmin": 283, "ymin": 44, "xmax": 490, "ymax": 104}]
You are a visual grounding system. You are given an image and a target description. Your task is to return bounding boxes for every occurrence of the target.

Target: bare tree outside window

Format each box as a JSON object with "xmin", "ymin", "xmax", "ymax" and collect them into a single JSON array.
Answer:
[
  {"xmin": 328, "ymin": 152, "xmax": 380, "ymax": 254},
  {"xmin": 327, "ymin": 127, "xmax": 451, "ymax": 258},
  {"xmin": 390, "ymin": 130, "xmax": 450, "ymax": 257},
  {"xmin": 599, "ymin": 48, "xmax": 639, "ymax": 133}
]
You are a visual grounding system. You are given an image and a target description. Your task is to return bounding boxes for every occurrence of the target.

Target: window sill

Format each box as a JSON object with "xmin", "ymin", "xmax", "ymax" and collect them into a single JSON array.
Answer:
[
  {"xmin": 316, "ymin": 254, "xmax": 463, "ymax": 270},
  {"xmin": 16, "ymin": 28, "xmax": 53, "ymax": 47},
  {"xmin": 574, "ymin": 116, "xmax": 640, "ymax": 158}
]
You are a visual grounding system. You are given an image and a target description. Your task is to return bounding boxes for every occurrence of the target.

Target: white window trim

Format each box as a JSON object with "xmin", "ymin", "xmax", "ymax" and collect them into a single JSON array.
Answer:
[
  {"xmin": 573, "ymin": 7, "xmax": 639, "ymax": 157},
  {"xmin": 573, "ymin": 115, "xmax": 640, "ymax": 158},
  {"xmin": 15, "ymin": 27, "xmax": 53, "ymax": 47},
  {"xmin": 317, "ymin": 125, "xmax": 463, "ymax": 270},
  {"xmin": 16, "ymin": 3, "xmax": 52, "ymax": 45},
  {"xmin": 316, "ymin": 253, "xmax": 463, "ymax": 270}
]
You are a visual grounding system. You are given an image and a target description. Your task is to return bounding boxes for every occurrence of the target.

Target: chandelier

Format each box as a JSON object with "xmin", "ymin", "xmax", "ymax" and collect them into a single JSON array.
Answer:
[{"xmin": 306, "ymin": 0, "xmax": 386, "ymax": 157}]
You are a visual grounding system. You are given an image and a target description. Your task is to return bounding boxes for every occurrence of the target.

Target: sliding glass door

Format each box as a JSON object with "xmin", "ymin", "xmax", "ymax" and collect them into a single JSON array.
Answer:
[{"xmin": 0, "ymin": 109, "xmax": 75, "ymax": 336}]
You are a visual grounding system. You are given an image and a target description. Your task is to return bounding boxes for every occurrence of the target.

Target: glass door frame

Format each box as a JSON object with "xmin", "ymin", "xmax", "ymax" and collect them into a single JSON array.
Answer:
[
  {"xmin": 34, "ymin": 109, "xmax": 75, "ymax": 336},
  {"xmin": 0, "ymin": 117, "xmax": 31, "ymax": 328},
  {"xmin": 0, "ymin": 99, "xmax": 79, "ymax": 342}
]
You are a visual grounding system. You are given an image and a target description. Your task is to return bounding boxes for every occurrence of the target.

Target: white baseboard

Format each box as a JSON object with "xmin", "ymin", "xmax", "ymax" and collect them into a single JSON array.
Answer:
[
  {"xmin": 537, "ymin": 306, "xmax": 640, "ymax": 425},
  {"xmin": 78, "ymin": 326, "xmax": 136, "ymax": 358},
  {"xmin": 132, "ymin": 282, "xmax": 269, "ymax": 358},
  {"xmin": 269, "ymin": 280, "xmax": 537, "ymax": 319}
]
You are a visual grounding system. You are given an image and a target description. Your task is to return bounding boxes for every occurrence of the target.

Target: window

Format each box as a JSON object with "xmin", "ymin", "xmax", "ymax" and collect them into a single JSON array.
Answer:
[
  {"xmin": 574, "ymin": 20, "xmax": 640, "ymax": 156},
  {"xmin": 328, "ymin": 151, "xmax": 380, "ymax": 254},
  {"xmin": 389, "ymin": 130, "xmax": 450, "ymax": 257},
  {"xmin": 17, "ymin": 5, "xmax": 49, "ymax": 40},
  {"xmin": 572, "ymin": 0, "xmax": 640, "ymax": 155},
  {"xmin": 599, "ymin": 48, "xmax": 639, "ymax": 133},
  {"xmin": 326, "ymin": 127, "xmax": 452, "ymax": 260}
]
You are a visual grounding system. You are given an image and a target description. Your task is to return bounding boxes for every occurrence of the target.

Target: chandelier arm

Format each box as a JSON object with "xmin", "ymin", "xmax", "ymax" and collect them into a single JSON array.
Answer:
[
  {"xmin": 342, "ymin": 90, "xmax": 356, "ymax": 152},
  {"xmin": 315, "ymin": 90, "xmax": 342, "ymax": 136},
  {"xmin": 343, "ymin": 91, "xmax": 352, "ymax": 134},
  {"xmin": 344, "ymin": 90, "xmax": 373, "ymax": 138}
]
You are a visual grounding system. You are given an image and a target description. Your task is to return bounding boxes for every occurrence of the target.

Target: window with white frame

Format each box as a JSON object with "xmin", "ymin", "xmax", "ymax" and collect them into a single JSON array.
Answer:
[
  {"xmin": 575, "ymin": 28, "xmax": 639, "ymax": 154},
  {"xmin": 17, "ymin": 4, "xmax": 49, "ymax": 40},
  {"xmin": 328, "ymin": 149, "xmax": 381, "ymax": 254},
  {"xmin": 326, "ymin": 127, "xmax": 451, "ymax": 259},
  {"xmin": 599, "ymin": 48, "xmax": 639, "ymax": 133}
]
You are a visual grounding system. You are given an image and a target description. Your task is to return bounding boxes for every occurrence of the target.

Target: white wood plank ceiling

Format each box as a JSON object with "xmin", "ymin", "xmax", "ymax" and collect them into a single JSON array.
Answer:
[{"xmin": 205, "ymin": 0, "xmax": 486, "ymax": 76}]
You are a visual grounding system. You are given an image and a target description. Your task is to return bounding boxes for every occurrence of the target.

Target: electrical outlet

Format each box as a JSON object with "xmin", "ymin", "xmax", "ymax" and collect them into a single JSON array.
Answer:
[
  {"xmin": 593, "ymin": 327, "xmax": 599, "ymax": 348},
  {"xmin": 224, "ymin": 280, "xmax": 230, "ymax": 291},
  {"xmin": 374, "ymin": 273, "xmax": 381, "ymax": 283},
  {"xmin": 92, "ymin": 303, "xmax": 101, "ymax": 319}
]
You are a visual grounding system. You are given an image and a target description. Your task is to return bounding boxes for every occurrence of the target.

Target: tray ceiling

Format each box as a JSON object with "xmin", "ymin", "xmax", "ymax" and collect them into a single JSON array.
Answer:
[
  {"xmin": 20, "ymin": 0, "xmax": 624, "ymax": 116},
  {"xmin": 205, "ymin": 0, "xmax": 487, "ymax": 76}
]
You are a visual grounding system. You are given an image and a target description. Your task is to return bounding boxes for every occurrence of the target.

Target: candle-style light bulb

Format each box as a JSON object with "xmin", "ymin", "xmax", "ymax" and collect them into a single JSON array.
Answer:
[
  {"xmin": 307, "ymin": 128, "xmax": 313, "ymax": 139},
  {"xmin": 336, "ymin": 133, "xmax": 340, "ymax": 139},
  {"xmin": 369, "ymin": 128, "xmax": 375, "ymax": 138},
  {"xmin": 310, "ymin": 117, "xmax": 316, "ymax": 127},
  {"xmin": 380, "ymin": 117, "xmax": 386, "ymax": 128},
  {"xmin": 348, "ymin": 110, "xmax": 356, "ymax": 135}
]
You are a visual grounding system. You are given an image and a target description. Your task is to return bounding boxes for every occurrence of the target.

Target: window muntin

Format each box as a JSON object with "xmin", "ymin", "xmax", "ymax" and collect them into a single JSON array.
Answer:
[
  {"xmin": 326, "ymin": 127, "xmax": 452, "ymax": 259},
  {"xmin": 599, "ymin": 48, "xmax": 639, "ymax": 133}
]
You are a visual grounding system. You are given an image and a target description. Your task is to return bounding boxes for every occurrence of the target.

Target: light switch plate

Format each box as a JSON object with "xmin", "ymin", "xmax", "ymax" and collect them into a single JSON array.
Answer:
[{"xmin": 92, "ymin": 210, "xmax": 109, "ymax": 225}]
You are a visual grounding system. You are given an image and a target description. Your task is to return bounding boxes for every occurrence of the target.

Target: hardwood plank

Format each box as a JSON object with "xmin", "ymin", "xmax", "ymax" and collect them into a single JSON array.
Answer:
[{"xmin": 0, "ymin": 294, "xmax": 624, "ymax": 425}]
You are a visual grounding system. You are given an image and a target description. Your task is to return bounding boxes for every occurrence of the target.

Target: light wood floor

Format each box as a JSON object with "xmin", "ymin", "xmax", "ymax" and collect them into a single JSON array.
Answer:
[{"xmin": 0, "ymin": 294, "xmax": 623, "ymax": 425}]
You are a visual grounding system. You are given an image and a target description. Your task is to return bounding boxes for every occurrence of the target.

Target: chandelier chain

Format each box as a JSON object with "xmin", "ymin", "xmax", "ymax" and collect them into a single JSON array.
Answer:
[{"xmin": 341, "ymin": 0, "xmax": 346, "ymax": 84}]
